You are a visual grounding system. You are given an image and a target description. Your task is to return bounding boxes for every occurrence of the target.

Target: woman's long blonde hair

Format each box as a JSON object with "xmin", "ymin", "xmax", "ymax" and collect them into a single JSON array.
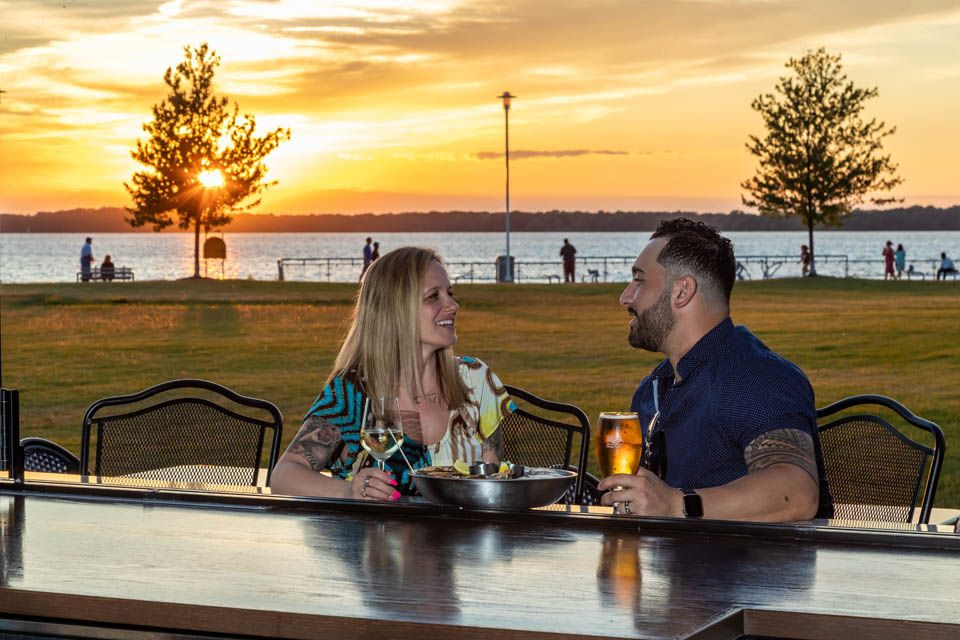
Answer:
[{"xmin": 328, "ymin": 247, "xmax": 469, "ymax": 410}]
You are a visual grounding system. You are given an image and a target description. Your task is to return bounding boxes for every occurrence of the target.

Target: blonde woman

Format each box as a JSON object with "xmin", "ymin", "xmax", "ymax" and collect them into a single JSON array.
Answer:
[{"xmin": 271, "ymin": 247, "xmax": 512, "ymax": 500}]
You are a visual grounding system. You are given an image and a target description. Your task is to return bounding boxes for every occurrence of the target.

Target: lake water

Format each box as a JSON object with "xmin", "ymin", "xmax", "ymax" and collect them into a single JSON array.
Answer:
[{"xmin": 2, "ymin": 231, "xmax": 958, "ymax": 283}]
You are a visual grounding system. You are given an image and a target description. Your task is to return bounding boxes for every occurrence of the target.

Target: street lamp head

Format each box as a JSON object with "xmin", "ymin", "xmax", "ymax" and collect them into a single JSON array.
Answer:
[{"xmin": 497, "ymin": 91, "xmax": 516, "ymax": 110}]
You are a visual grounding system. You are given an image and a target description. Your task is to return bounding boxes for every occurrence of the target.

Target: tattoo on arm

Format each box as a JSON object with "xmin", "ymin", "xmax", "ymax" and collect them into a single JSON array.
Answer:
[
  {"xmin": 481, "ymin": 427, "xmax": 504, "ymax": 460},
  {"xmin": 744, "ymin": 428, "xmax": 819, "ymax": 485},
  {"xmin": 285, "ymin": 415, "xmax": 343, "ymax": 472}
]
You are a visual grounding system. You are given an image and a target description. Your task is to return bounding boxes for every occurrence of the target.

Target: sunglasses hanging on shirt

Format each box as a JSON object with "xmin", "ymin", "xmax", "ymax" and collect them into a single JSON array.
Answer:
[{"xmin": 642, "ymin": 379, "xmax": 668, "ymax": 480}]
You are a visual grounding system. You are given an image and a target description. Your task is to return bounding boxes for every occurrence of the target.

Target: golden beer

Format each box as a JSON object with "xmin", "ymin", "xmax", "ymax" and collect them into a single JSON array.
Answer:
[{"xmin": 596, "ymin": 412, "xmax": 643, "ymax": 478}]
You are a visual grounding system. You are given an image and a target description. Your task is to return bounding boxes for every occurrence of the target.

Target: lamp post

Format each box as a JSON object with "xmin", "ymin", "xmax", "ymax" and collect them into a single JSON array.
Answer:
[{"xmin": 497, "ymin": 91, "xmax": 515, "ymax": 282}]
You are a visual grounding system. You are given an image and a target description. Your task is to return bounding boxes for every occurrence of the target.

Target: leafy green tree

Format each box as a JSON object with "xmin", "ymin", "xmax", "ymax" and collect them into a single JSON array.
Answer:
[
  {"xmin": 125, "ymin": 43, "xmax": 290, "ymax": 278},
  {"xmin": 741, "ymin": 48, "xmax": 901, "ymax": 276}
]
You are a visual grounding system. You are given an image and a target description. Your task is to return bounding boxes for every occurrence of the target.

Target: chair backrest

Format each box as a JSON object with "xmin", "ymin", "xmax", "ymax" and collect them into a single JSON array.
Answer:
[
  {"xmin": 21, "ymin": 437, "xmax": 81, "ymax": 474},
  {"xmin": 816, "ymin": 394, "xmax": 945, "ymax": 524},
  {"xmin": 1, "ymin": 388, "xmax": 21, "ymax": 476},
  {"xmin": 501, "ymin": 385, "xmax": 592, "ymax": 504},
  {"xmin": 81, "ymin": 379, "xmax": 283, "ymax": 487}
]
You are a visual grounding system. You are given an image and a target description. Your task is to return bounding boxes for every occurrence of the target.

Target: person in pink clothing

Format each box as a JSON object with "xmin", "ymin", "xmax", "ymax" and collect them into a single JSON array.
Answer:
[{"xmin": 882, "ymin": 241, "xmax": 895, "ymax": 280}]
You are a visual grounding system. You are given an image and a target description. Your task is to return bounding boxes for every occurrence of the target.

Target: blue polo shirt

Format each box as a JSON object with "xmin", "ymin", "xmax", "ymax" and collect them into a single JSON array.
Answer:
[{"xmin": 631, "ymin": 318, "xmax": 833, "ymax": 519}]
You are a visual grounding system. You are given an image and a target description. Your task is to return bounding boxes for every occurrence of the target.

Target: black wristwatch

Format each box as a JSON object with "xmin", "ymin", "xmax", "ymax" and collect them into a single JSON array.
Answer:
[{"xmin": 681, "ymin": 489, "xmax": 703, "ymax": 519}]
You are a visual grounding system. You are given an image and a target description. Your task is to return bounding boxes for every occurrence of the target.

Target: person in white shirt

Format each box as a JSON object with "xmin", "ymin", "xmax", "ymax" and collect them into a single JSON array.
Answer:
[{"xmin": 937, "ymin": 252, "xmax": 957, "ymax": 281}]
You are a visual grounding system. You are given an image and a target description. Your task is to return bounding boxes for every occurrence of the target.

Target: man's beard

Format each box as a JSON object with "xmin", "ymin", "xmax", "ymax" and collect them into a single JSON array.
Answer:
[{"xmin": 628, "ymin": 283, "xmax": 675, "ymax": 351}]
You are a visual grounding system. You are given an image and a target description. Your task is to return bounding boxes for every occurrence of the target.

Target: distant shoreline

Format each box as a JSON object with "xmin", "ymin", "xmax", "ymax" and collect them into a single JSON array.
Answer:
[{"xmin": 2, "ymin": 205, "xmax": 959, "ymax": 233}]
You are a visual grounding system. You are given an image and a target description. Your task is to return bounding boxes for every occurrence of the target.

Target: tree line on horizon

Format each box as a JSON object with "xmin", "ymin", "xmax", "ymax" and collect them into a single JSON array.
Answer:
[{"xmin": 3, "ymin": 205, "xmax": 959, "ymax": 234}]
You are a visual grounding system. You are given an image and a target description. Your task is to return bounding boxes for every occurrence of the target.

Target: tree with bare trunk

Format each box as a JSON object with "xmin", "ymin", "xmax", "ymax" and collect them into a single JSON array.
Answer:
[
  {"xmin": 125, "ymin": 43, "xmax": 290, "ymax": 278},
  {"xmin": 742, "ymin": 48, "xmax": 901, "ymax": 277}
]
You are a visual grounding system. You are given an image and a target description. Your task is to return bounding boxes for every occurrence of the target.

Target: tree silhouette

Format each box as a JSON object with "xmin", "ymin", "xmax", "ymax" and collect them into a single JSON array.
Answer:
[
  {"xmin": 741, "ymin": 48, "xmax": 901, "ymax": 276},
  {"xmin": 125, "ymin": 43, "xmax": 290, "ymax": 278}
]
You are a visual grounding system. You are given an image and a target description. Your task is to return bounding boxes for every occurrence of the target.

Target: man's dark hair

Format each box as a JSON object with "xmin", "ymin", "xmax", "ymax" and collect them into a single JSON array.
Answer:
[
  {"xmin": 651, "ymin": 218, "xmax": 736, "ymax": 304},
  {"xmin": 86, "ymin": 237, "xmax": 92, "ymax": 243}
]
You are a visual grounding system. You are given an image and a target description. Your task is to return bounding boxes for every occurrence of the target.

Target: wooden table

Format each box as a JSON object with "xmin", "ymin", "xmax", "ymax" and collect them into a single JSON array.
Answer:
[{"xmin": 1, "ymin": 478, "xmax": 959, "ymax": 640}]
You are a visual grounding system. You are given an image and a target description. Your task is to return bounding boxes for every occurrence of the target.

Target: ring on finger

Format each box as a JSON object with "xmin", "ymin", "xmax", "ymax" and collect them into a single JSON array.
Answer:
[
  {"xmin": 360, "ymin": 484, "xmax": 368, "ymax": 498},
  {"xmin": 363, "ymin": 476, "xmax": 371, "ymax": 488},
  {"xmin": 623, "ymin": 501, "xmax": 632, "ymax": 515}
]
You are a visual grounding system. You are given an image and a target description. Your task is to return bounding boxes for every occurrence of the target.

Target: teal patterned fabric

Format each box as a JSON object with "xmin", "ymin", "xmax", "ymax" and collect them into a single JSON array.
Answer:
[{"xmin": 303, "ymin": 358, "xmax": 510, "ymax": 495}]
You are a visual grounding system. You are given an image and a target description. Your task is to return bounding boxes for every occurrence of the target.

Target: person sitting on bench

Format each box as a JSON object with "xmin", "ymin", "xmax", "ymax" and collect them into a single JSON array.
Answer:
[
  {"xmin": 937, "ymin": 252, "xmax": 957, "ymax": 281},
  {"xmin": 100, "ymin": 255, "xmax": 115, "ymax": 282}
]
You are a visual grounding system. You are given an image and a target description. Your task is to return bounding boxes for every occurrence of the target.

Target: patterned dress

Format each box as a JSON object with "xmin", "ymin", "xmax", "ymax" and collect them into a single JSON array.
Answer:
[{"xmin": 302, "ymin": 356, "xmax": 513, "ymax": 495}]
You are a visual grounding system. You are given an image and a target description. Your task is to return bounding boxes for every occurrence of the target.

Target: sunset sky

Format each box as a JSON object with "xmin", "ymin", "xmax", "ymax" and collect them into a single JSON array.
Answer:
[{"xmin": 1, "ymin": 0, "xmax": 958, "ymax": 216}]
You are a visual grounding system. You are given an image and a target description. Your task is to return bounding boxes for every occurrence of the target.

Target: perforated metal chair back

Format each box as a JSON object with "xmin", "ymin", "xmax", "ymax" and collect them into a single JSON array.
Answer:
[
  {"xmin": 21, "ymin": 437, "xmax": 81, "ymax": 474},
  {"xmin": 816, "ymin": 395, "xmax": 944, "ymax": 524},
  {"xmin": 502, "ymin": 385, "xmax": 595, "ymax": 505},
  {"xmin": 81, "ymin": 379, "xmax": 283, "ymax": 487}
]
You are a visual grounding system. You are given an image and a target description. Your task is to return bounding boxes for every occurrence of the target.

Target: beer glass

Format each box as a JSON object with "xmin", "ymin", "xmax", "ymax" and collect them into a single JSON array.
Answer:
[{"xmin": 596, "ymin": 412, "xmax": 644, "ymax": 479}]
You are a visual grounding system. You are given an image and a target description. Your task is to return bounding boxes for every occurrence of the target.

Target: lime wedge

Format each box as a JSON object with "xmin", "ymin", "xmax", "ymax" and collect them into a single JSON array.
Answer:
[
  {"xmin": 499, "ymin": 462, "xmax": 510, "ymax": 473},
  {"xmin": 453, "ymin": 460, "xmax": 470, "ymax": 476}
]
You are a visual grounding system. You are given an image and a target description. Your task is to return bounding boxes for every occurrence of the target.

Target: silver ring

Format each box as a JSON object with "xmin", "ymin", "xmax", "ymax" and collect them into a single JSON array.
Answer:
[
  {"xmin": 360, "ymin": 485, "xmax": 368, "ymax": 498},
  {"xmin": 363, "ymin": 476, "xmax": 371, "ymax": 488},
  {"xmin": 623, "ymin": 501, "xmax": 631, "ymax": 515}
]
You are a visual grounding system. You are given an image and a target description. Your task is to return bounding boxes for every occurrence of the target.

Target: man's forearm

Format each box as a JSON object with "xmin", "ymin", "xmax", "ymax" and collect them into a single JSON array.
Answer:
[{"xmin": 697, "ymin": 464, "xmax": 820, "ymax": 522}]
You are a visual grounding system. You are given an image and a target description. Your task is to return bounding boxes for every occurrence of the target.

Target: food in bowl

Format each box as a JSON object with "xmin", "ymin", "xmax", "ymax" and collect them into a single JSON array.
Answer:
[{"xmin": 419, "ymin": 462, "xmax": 513, "ymax": 479}]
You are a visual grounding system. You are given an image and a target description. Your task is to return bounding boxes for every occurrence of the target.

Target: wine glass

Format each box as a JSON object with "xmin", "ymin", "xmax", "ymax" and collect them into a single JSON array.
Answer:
[{"xmin": 360, "ymin": 396, "xmax": 405, "ymax": 471}]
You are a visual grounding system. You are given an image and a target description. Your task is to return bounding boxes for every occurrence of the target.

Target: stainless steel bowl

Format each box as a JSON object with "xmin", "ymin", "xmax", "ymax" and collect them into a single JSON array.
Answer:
[{"xmin": 411, "ymin": 467, "xmax": 576, "ymax": 509}]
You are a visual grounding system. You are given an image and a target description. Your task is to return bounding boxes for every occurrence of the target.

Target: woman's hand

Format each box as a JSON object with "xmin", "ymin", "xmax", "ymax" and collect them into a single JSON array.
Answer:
[{"xmin": 350, "ymin": 467, "xmax": 401, "ymax": 501}]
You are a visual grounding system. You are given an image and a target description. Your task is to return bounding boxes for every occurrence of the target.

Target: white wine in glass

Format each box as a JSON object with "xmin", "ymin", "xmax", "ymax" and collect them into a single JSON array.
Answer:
[{"xmin": 360, "ymin": 396, "xmax": 404, "ymax": 470}]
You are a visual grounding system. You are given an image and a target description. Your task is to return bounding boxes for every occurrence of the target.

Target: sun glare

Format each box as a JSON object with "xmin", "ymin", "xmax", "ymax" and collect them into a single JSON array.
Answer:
[{"xmin": 198, "ymin": 169, "xmax": 224, "ymax": 187}]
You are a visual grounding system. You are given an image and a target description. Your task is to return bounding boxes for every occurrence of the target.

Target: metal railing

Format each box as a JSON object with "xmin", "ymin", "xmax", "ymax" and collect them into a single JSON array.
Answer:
[
  {"xmin": 735, "ymin": 254, "xmax": 849, "ymax": 279},
  {"xmin": 277, "ymin": 257, "xmax": 365, "ymax": 282},
  {"xmin": 277, "ymin": 255, "xmax": 955, "ymax": 283}
]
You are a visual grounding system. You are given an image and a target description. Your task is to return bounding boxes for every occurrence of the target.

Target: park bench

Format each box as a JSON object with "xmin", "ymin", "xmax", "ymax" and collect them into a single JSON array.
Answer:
[
  {"xmin": 581, "ymin": 269, "xmax": 599, "ymax": 283},
  {"xmin": 77, "ymin": 266, "xmax": 135, "ymax": 282},
  {"xmin": 905, "ymin": 264, "xmax": 925, "ymax": 280}
]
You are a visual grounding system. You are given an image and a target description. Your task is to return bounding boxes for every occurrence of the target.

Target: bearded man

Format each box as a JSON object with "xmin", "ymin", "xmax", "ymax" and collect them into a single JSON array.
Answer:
[{"xmin": 601, "ymin": 218, "xmax": 833, "ymax": 522}]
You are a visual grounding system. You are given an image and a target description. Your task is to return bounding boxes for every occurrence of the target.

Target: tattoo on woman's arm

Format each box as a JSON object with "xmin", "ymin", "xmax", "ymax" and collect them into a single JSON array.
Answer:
[
  {"xmin": 744, "ymin": 428, "xmax": 819, "ymax": 485},
  {"xmin": 286, "ymin": 415, "xmax": 342, "ymax": 472},
  {"xmin": 481, "ymin": 427, "xmax": 504, "ymax": 459}
]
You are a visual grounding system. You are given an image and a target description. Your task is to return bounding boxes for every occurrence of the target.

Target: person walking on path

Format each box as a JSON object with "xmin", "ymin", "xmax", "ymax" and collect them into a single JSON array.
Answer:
[
  {"xmin": 360, "ymin": 237, "xmax": 373, "ymax": 280},
  {"xmin": 560, "ymin": 238, "xmax": 577, "ymax": 283},
  {"xmin": 894, "ymin": 244, "xmax": 906, "ymax": 279},
  {"xmin": 80, "ymin": 237, "xmax": 95, "ymax": 282},
  {"xmin": 937, "ymin": 252, "xmax": 957, "ymax": 280},
  {"xmin": 799, "ymin": 245, "xmax": 810, "ymax": 277},
  {"xmin": 882, "ymin": 241, "xmax": 896, "ymax": 280}
]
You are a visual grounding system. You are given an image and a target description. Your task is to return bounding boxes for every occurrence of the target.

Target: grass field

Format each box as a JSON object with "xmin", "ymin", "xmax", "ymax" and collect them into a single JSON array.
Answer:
[{"xmin": 2, "ymin": 277, "xmax": 958, "ymax": 506}]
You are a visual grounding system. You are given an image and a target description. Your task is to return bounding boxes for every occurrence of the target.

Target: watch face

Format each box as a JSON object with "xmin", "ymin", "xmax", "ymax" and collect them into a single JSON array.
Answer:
[{"xmin": 683, "ymin": 491, "xmax": 703, "ymax": 518}]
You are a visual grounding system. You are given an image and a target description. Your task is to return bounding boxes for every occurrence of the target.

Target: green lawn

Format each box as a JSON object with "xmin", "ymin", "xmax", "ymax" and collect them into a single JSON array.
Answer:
[{"xmin": 2, "ymin": 278, "xmax": 958, "ymax": 506}]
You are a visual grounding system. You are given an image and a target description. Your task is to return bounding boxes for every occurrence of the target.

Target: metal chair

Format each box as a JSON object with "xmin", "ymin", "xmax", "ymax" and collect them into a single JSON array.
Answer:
[
  {"xmin": 81, "ymin": 379, "xmax": 283, "ymax": 487},
  {"xmin": 502, "ymin": 385, "xmax": 597, "ymax": 505},
  {"xmin": 21, "ymin": 437, "xmax": 81, "ymax": 474},
  {"xmin": 816, "ymin": 394, "xmax": 945, "ymax": 524}
]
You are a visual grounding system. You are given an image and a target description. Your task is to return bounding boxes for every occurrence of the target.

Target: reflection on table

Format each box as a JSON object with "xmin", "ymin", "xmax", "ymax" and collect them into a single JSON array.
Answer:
[{"xmin": 1, "ymin": 481, "xmax": 959, "ymax": 639}]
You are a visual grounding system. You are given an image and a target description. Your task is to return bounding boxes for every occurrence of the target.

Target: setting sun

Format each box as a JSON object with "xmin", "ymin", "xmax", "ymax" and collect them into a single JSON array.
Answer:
[{"xmin": 198, "ymin": 169, "xmax": 224, "ymax": 188}]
